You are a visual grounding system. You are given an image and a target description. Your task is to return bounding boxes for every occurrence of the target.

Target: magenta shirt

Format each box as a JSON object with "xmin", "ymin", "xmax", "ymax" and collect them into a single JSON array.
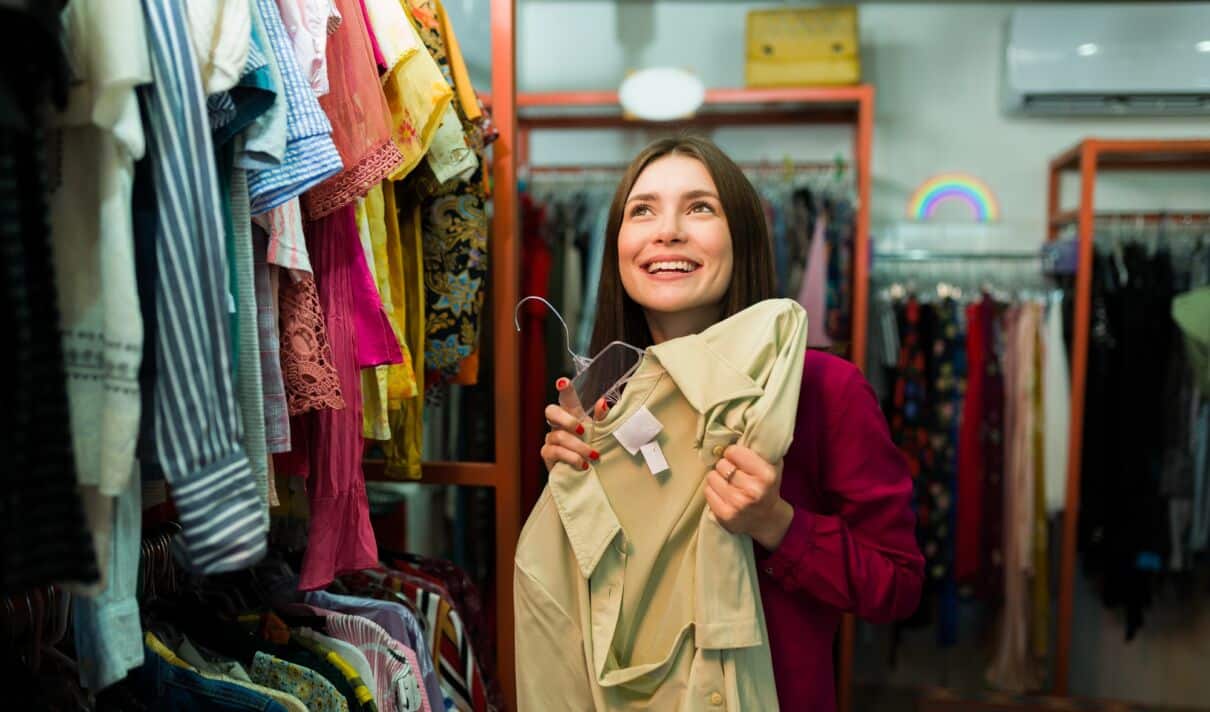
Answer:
[{"xmin": 756, "ymin": 350, "xmax": 924, "ymax": 710}]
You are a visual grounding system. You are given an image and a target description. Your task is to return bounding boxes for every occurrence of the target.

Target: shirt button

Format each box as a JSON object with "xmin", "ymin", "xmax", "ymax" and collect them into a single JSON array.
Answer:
[
  {"xmin": 709, "ymin": 692, "xmax": 724, "ymax": 706},
  {"xmin": 711, "ymin": 445, "xmax": 725, "ymax": 458},
  {"xmin": 765, "ymin": 567, "xmax": 774, "ymax": 575}
]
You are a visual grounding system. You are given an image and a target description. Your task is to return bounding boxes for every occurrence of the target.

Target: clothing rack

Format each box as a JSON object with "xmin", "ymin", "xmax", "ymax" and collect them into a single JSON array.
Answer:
[{"xmin": 1045, "ymin": 138, "xmax": 1210, "ymax": 696}]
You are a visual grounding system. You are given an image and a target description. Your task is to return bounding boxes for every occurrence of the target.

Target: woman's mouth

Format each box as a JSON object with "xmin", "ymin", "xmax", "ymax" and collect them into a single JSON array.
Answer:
[{"xmin": 642, "ymin": 259, "xmax": 701, "ymax": 277}]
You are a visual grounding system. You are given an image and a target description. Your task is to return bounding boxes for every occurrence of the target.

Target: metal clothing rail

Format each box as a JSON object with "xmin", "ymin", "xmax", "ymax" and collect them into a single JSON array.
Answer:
[
  {"xmin": 1045, "ymin": 138, "xmax": 1210, "ymax": 697},
  {"xmin": 874, "ymin": 250, "xmax": 1042, "ymax": 262}
]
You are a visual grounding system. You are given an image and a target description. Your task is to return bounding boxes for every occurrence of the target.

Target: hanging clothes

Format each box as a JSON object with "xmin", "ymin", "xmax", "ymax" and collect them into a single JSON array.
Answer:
[
  {"xmin": 925, "ymin": 298, "xmax": 965, "ymax": 646},
  {"xmin": 363, "ymin": 0, "xmax": 451, "ymax": 181},
  {"xmin": 824, "ymin": 196, "xmax": 855, "ymax": 356},
  {"xmin": 383, "ymin": 197, "xmax": 427, "ymax": 480},
  {"xmin": 282, "ymin": 205, "xmax": 379, "ymax": 591},
  {"xmin": 986, "ymin": 301, "xmax": 1042, "ymax": 693},
  {"xmin": 247, "ymin": 0, "xmax": 341, "ymax": 216},
  {"xmin": 797, "ymin": 212, "xmax": 832, "ymax": 348},
  {"xmin": 49, "ymin": 0, "xmax": 149, "ymax": 506},
  {"xmin": 955, "ymin": 299, "xmax": 986, "ymax": 584},
  {"xmin": 402, "ymin": 0, "xmax": 490, "ymax": 384},
  {"xmin": 301, "ymin": 0, "xmax": 403, "ymax": 220},
  {"xmin": 139, "ymin": 0, "xmax": 267, "ymax": 574}
]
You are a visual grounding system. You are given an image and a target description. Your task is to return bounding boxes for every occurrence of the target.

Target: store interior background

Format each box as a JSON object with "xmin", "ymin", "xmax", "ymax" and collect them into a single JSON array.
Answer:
[{"xmin": 443, "ymin": 1, "xmax": 1210, "ymax": 707}]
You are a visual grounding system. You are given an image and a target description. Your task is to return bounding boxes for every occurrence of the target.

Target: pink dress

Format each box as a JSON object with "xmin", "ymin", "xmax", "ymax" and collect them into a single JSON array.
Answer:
[
  {"xmin": 292, "ymin": 204, "xmax": 379, "ymax": 590},
  {"xmin": 796, "ymin": 215, "xmax": 832, "ymax": 348}
]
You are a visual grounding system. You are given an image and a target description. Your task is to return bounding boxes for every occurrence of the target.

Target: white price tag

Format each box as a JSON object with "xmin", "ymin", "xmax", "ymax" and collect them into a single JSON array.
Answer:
[
  {"xmin": 640, "ymin": 441, "xmax": 669, "ymax": 476},
  {"xmin": 613, "ymin": 406, "xmax": 663, "ymax": 455}
]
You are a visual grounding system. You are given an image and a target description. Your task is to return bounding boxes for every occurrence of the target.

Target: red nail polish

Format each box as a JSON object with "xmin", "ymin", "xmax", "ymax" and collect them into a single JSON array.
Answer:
[
  {"xmin": 590, "ymin": 450, "xmax": 600, "ymax": 460},
  {"xmin": 556, "ymin": 377, "xmax": 569, "ymax": 389},
  {"xmin": 576, "ymin": 424, "xmax": 585, "ymax": 435},
  {"xmin": 582, "ymin": 461, "xmax": 590, "ymax": 470}
]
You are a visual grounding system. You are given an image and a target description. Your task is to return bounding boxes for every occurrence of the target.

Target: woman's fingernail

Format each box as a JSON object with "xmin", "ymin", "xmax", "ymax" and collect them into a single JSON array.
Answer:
[
  {"xmin": 590, "ymin": 450, "xmax": 600, "ymax": 461},
  {"xmin": 556, "ymin": 377, "xmax": 569, "ymax": 390},
  {"xmin": 576, "ymin": 424, "xmax": 585, "ymax": 435},
  {"xmin": 582, "ymin": 461, "xmax": 590, "ymax": 470}
]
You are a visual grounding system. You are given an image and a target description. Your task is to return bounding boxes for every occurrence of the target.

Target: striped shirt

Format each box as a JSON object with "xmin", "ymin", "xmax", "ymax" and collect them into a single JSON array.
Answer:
[
  {"xmin": 246, "ymin": 0, "xmax": 342, "ymax": 215},
  {"xmin": 324, "ymin": 611, "xmax": 432, "ymax": 712},
  {"xmin": 138, "ymin": 0, "xmax": 267, "ymax": 574}
]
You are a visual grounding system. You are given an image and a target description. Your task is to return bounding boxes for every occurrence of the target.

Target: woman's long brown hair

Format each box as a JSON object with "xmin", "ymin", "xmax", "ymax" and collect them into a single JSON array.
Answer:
[{"xmin": 587, "ymin": 135, "xmax": 776, "ymax": 355}]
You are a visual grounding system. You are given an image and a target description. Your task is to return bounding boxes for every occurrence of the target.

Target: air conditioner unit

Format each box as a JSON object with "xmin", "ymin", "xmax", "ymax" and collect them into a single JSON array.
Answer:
[{"xmin": 1003, "ymin": 4, "xmax": 1210, "ymax": 116}]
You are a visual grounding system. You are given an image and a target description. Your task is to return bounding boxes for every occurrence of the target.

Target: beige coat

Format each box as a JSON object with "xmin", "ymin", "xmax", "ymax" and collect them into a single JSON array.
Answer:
[{"xmin": 515, "ymin": 299, "xmax": 807, "ymax": 710}]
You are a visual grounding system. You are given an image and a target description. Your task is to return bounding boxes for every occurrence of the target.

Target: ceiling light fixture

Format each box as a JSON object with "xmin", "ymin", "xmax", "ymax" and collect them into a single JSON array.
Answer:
[{"xmin": 619, "ymin": 68, "xmax": 706, "ymax": 122}]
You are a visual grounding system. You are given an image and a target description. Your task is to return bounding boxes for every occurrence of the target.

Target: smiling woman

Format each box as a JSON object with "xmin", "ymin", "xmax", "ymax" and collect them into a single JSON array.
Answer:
[
  {"xmin": 590, "ymin": 135, "xmax": 776, "ymax": 352},
  {"xmin": 528, "ymin": 135, "xmax": 924, "ymax": 711}
]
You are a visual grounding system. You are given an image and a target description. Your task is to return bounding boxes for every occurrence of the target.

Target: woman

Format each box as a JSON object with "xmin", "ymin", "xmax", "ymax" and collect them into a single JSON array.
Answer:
[{"xmin": 539, "ymin": 136, "xmax": 924, "ymax": 710}]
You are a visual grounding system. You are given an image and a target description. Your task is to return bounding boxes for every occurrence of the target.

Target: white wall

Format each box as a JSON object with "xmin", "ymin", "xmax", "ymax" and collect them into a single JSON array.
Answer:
[
  {"xmin": 441, "ymin": 1, "xmax": 1210, "ymax": 706},
  {"xmin": 444, "ymin": 1, "xmax": 1210, "ymax": 247}
]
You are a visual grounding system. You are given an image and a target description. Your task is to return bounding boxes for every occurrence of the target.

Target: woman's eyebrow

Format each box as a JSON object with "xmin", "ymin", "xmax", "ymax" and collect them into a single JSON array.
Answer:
[{"xmin": 626, "ymin": 189, "xmax": 720, "ymax": 204}]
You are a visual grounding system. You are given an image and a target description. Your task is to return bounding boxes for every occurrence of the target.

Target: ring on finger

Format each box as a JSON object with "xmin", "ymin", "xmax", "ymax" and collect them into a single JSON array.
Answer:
[{"xmin": 720, "ymin": 462, "xmax": 738, "ymax": 480}]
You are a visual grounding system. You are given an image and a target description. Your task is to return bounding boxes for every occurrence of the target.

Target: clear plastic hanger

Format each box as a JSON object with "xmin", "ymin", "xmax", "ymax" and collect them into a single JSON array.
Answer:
[{"xmin": 514, "ymin": 296, "xmax": 648, "ymax": 418}]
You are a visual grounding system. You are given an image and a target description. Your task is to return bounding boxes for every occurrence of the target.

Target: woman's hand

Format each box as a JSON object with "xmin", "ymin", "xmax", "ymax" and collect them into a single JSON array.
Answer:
[
  {"xmin": 540, "ymin": 378, "xmax": 605, "ymax": 472},
  {"xmin": 705, "ymin": 444, "xmax": 795, "ymax": 551}
]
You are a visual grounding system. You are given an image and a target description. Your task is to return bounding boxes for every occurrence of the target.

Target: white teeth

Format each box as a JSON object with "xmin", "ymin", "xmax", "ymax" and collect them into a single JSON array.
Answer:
[{"xmin": 646, "ymin": 260, "xmax": 697, "ymax": 274}]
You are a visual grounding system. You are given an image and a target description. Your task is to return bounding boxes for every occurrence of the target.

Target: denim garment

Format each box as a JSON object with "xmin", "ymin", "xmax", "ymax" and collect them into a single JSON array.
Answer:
[
  {"xmin": 73, "ymin": 473, "xmax": 143, "ymax": 690},
  {"xmin": 132, "ymin": 636, "xmax": 290, "ymax": 711}
]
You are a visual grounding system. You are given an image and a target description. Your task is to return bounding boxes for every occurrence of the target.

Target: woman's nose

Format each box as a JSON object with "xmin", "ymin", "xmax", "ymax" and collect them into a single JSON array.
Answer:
[{"xmin": 652, "ymin": 216, "xmax": 686, "ymax": 244}]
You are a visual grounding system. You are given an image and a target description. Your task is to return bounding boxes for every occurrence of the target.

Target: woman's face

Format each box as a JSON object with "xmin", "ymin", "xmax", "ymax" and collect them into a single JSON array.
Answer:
[{"xmin": 617, "ymin": 154, "xmax": 734, "ymax": 324}]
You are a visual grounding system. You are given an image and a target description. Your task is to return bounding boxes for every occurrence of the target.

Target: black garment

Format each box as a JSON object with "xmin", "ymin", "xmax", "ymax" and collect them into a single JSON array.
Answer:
[
  {"xmin": 133, "ymin": 148, "xmax": 160, "ymax": 472},
  {"xmin": 1079, "ymin": 246, "xmax": 1176, "ymax": 639},
  {"xmin": 0, "ymin": 4, "xmax": 99, "ymax": 595}
]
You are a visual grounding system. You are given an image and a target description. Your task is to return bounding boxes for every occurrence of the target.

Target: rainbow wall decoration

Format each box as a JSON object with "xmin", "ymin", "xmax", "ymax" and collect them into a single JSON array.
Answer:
[{"xmin": 907, "ymin": 173, "xmax": 1000, "ymax": 222}]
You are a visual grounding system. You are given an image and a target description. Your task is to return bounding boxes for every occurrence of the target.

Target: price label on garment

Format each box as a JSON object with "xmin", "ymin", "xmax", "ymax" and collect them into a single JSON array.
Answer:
[
  {"xmin": 640, "ymin": 441, "xmax": 669, "ymax": 476},
  {"xmin": 613, "ymin": 405, "xmax": 663, "ymax": 455}
]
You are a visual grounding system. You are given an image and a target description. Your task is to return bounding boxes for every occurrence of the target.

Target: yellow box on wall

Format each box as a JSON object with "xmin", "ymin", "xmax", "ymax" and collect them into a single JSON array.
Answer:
[{"xmin": 745, "ymin": 6, "xmax": 861, "ymax": 87}]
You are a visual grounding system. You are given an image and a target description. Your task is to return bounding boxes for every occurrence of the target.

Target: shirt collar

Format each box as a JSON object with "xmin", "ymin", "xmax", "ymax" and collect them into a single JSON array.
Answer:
[
  {"xmin": 548, "ymin": 461, "xmax": 622, "ymax": 579},
  {"xmin": 647, "ymin": 333, "xmax": 764, "ymax": 414}
]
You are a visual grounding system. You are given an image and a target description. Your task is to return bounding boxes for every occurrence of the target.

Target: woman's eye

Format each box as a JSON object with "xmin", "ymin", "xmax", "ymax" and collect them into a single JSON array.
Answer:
[
  {"xmin": 629, "ymin": 204, "xmax": 652, "ymax": 217},
  {"xmin": 690, "ymin": 202, "xmax": 715, "ymax": 214}
]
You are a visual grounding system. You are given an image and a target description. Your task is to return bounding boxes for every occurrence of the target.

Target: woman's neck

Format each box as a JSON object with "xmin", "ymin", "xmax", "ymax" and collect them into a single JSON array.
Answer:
[{"xmin": 644, "ymin": 305, "xmax": 720, "ymax": 345}]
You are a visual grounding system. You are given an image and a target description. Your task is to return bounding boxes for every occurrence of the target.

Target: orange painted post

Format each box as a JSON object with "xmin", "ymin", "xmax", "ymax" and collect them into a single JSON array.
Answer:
[
  {"xmin": 490, "ymin": 0, "xmax": 520, "ymax": 708},
  {"xmin": 836, "ymin": 84, "xmax": 873, "ymax": 712},
  {"xmin": 1054, "ymin": 141, "xmax": 1098, "ymax": 696}
]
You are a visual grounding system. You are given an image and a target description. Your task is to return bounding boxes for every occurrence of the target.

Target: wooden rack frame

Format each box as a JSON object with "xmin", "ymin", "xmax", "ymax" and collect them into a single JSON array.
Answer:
[
  {"xmin": 1045, "ymin": 138, "xmax": 1210, "ymax": 696},
  {"xmin": 362, "ymin": 1, "xmax": 521, "ymax": 707}
]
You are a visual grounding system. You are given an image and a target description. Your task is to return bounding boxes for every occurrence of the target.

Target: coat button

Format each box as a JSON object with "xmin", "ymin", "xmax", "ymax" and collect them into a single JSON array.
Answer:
[
  {"xmin": 711, "ymin": 445, "xmax": 725, "ymax": 458},
  {"xmin": 709, "ymin": 692, "xmax": 724, "ymax": 706}
]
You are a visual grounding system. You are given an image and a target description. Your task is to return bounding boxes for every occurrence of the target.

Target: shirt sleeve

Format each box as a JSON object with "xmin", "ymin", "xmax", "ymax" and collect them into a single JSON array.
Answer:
[{"xmin": 757, "ymin": 370, "xmax": 924, "ymax": 624}]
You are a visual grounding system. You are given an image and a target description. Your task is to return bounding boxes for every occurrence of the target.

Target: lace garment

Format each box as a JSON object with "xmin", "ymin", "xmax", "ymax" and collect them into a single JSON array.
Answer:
[{"xmin": 279, "ymin": 273, "xmax": 345, "ymax": 415}]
